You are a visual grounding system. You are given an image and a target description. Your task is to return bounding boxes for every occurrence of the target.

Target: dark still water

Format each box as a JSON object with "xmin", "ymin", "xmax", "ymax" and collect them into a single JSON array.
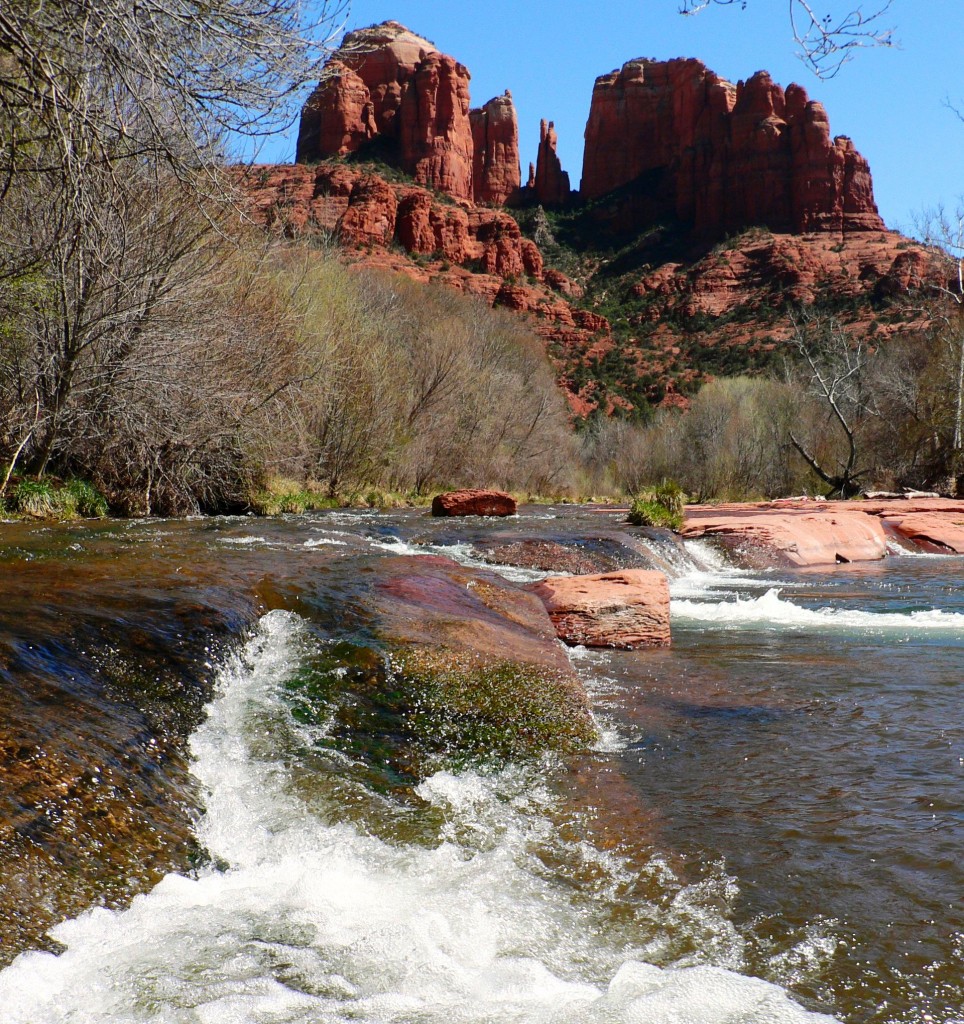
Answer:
[{"xmin": 0, "ymin": 510, "xmax": 959, "ymax": 1024}]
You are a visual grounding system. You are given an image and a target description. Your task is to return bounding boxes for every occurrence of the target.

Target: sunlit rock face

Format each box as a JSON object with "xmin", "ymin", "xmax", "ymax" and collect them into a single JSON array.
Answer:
[
  {"xmin": 297, "ymin": 21, "xmax": 475, "ymax": 202},
  {"xmin": 471, "ymin": 91, "xmax": 522, "ymax": 206},
  {"xmin": 581, "ymin": 58, "xmax": 884, "ymax": 235}
]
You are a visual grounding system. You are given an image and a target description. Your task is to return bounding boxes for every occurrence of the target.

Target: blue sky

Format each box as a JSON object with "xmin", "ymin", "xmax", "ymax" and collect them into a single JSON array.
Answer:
[{"xmin": 265, "ymin": 1, "xmax": 964, "ymax": 234}]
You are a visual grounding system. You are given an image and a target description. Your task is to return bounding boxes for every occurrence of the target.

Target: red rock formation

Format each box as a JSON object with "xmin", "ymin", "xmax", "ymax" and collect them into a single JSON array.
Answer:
[
  {"xmin": 431, "ymin": 489, "xmax": 517, "ymax": 517},
  {"xmin": 398, "ymin": 50, "xmax": 474, "ymax": 199},
  {"xmin": 683, "ymin": 498, "xmax": 964, "ymax": 565},
  {"xmin": 470, "ymin": 91, "xmax": 521, "ymax": 206},
  {"xmin": 296, "ymin": 22, "xmax": 474, "ymax": 201},
  {"xmin": 239, "ymin": 161, "xmax": 929, "ymax": 422},
  {"xmin": 338, "ymin": 174, "xmax": 398, "ymax": 246},
  {"xmin": 581, "ymin": 58, "xmax": 883, "ymax": 236},
  {"xmin": 632, "ymin": 231, "xmax": 930, "ymax": 319},
  {"xmin": 530, "ymin": 119, "xmax": 572, "ymax": 207},
  {"xmin": 528, "ymin": 570, "xmax": 671, "ymax": 648},
  {"xmin": 681, "ymin": 504, "xmax": 889, "ymax": 567}
]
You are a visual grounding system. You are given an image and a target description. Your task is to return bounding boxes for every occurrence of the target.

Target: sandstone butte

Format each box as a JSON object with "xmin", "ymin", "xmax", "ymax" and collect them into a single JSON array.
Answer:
[
  {"xmin": 243, "ymin": 20, "xmax": 936, "ymax": 417},
  {"xmin": 681, "ymin": 498, "xmax": 964, "ymax": 567},
  {"xmin": 582, "ymin": 58, "xmax": 883, "ymax": 236},
  {"xmin": 528, "ymin": 570, "xmax": 672, "ymax": 649}
]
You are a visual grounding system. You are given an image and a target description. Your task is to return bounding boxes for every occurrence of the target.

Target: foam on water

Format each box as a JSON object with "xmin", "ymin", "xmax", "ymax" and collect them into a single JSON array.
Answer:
[
  {"xmin": 669, "ymin": 539, "xmax": 797, "ymax": 600},
  {"xmin": 371, "ymin": 536, "xmax": 548, "ymax": 582},
  {"xmin": 673, "ymin": 587, "xmax": 964, "ymax": 634},
  {"xmin": 0, "ymin": 612, "xmax": 837, "ymax": 1024}
]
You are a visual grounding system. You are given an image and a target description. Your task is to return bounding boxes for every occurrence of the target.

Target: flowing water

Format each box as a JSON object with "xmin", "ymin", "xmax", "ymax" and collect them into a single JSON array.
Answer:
[{"xmin": 0, "ymin": 509, "xmax": 960, "ymax": 1024}]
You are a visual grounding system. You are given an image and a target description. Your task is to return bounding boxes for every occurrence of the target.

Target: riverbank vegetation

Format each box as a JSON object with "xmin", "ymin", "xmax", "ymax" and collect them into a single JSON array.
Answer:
[{"xmin": 0, "ymin": 230, "xmax": 579, "ymax": 515}]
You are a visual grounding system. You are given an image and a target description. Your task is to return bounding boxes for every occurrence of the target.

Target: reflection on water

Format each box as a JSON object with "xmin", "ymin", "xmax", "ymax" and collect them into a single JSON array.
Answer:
[{"xmin": 0, "ymin": 509, "xmax": 960, "ymax": 1024}]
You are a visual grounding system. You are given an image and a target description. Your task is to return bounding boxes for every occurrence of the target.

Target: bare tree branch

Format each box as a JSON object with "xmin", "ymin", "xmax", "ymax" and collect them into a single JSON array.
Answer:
[{"xmin": 678, "ymin": 0, "xmax": 895, "ymax": 78}]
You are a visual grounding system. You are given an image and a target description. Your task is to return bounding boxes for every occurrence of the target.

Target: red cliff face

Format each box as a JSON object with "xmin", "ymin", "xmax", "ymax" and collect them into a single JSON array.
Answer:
[
  {"xmin": 470, "ymin": 91, "xmax": 522, "ymax": 206},
  {"xmin": 297, "ymin": 22, "xmax": 474, "ymax": 202},
  {"xmin": 581, "ymin": 58, "xmax": 883, "ymax": 235},
  {"xmin": 528, "ymin": 120, "xmax": 572, "ymax": 207}
]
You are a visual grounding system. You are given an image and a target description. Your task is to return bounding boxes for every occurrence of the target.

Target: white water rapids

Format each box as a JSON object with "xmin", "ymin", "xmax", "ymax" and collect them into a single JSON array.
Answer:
[{"xmin": 0, "ymin": 609, "xmax": 838, "ymax": 1024}]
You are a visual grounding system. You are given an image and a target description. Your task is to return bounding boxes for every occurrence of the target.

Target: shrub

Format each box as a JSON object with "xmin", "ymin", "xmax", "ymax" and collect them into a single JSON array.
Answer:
[
  {"xmin": 12, "ymin": 479, "xmax": 57, "ymax": 517},
  {"xmin": 628, "ymin": 479, "xmax": 686, "ymax": 530},
  {"xmin": 61, "ymin": 479, "xmax": 109, "ymax": 518},
  {"xmin": 651, "ymin": 478, "xmax": 686, "ymax": 517},
  {"xmin": 628, "ymin": 497, "xmax": 683, "ymax": 530}
]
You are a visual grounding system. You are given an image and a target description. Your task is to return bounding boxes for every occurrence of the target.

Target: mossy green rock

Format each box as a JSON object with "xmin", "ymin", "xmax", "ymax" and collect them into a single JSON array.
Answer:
[{"xmin": 288, "ymin": 554, "xmax": 597, "ymax": 781}]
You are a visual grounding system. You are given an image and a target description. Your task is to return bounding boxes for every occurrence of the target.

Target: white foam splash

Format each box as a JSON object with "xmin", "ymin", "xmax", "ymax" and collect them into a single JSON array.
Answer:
[
  {"xmin": 673, "ymin": 588, "xmax": 964, "ymax": 634},
  {"xmin": 371, "ymin": 536, "xmax": 548, "ymax": 583},
  {"xmin": 0, "ymin": 612, "xmax": 837, "ymax": 1024}
]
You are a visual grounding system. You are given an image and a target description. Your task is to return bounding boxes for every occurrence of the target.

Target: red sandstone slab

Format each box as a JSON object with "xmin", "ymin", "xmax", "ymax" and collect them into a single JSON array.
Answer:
[
  {"xmin": 528, "ymin": 570, "xmax": 671, "ymax": 649},
  {"xmin": 681, "ymin": 508, "xmax": 887, "ymax": 567}
]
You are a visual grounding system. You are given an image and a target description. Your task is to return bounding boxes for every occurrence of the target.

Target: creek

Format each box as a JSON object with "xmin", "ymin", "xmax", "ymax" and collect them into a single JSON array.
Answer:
[{"xmin": 0, "ymin": 508, "xmax": 960, "ymax": 1024}]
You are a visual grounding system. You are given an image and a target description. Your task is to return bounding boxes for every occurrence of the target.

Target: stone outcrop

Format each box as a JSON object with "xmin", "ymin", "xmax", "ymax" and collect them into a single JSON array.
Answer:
[
  {"xmin": 244, "ymin": 163, "xmax": 549, "ymax": 282},
  {"xmin": 431, "ymin": 489, "xmax": 517, "ymax": 517},
  {"xmin": 681, "ymin": 504, "xmax": 888, "ymax": 567},
  {"xmin": 528, "ymin": 570, "xmax": 671, "ymax": 648},
  {"xmin": 682, "ymin": 498, "xmax": 964, "ymax": 565},
  {"xmin": 581, "ymin": 58, "xmax": 884, "ymax": 236},
  {"xmin": 297, "ymin": 21, "xmax": 474, "ymax": 201},
  {"xmin": 847, "ymin": 498, "xmax": 964, "ymax": 554},
  {"xmin": 471, "ymin": 91, "xmax": 521, "ymax": 206},
  {"xmin": 527, "ymin": 119, "xmax": 572, "ymax": 207}
]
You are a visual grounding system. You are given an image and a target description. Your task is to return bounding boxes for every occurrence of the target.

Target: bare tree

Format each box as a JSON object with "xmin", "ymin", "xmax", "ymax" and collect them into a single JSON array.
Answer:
[
  {"xmin": 678, "ymin": 1, "xmax": 895, "ymax": 78},
  {"xmin": 908, "ymin": 207, "xmax": 964, "ymax": 492},
  {"xmin": 0, "ymin": 0, "xmax": 349, "ymax": 178},
  {"xmin": 786, "ymin": 311, "xmax": 878, "ymax": 496}
]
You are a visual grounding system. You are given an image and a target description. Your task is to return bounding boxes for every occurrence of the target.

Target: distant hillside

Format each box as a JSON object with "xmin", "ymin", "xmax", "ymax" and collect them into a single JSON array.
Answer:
[{"xmin": 240, "ymin": 21, "xmax": 935, "ymax": 418}]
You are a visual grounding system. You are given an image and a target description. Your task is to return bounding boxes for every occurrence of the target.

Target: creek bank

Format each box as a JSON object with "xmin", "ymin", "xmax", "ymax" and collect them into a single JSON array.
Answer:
[{"xmin": 682, "ymin": 497, "xmax": 964, "ymax": 566}]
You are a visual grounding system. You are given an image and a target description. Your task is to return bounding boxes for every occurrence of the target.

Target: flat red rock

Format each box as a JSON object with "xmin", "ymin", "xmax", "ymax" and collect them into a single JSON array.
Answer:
[
  {"xmin": 681, "ymin": 507, "xmax": 887, "ymax": 567},
  {"xmin": 682, "ymin": 498, "xmax": 964, "ymax": 565},
  {"xmin": 528, "ymin": 570, "xmax": 671, "ymax": 649},
  {"xmin": 431, "ymin": 489, "xmax": 517, "ymax": 517}
]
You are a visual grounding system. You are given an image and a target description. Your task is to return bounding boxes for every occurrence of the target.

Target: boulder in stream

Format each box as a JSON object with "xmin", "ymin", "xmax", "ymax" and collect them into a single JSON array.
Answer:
[
  {"xmin": 528, "ymin": 570, "xmax": 671, "ymax": 649},
  {"xmin": 301, "ymin": 555, "xmax": 596, "ymax": 778},
  {"xmin": 431, "ymin": 489, "xmax": 517, "ymax": 517}
]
